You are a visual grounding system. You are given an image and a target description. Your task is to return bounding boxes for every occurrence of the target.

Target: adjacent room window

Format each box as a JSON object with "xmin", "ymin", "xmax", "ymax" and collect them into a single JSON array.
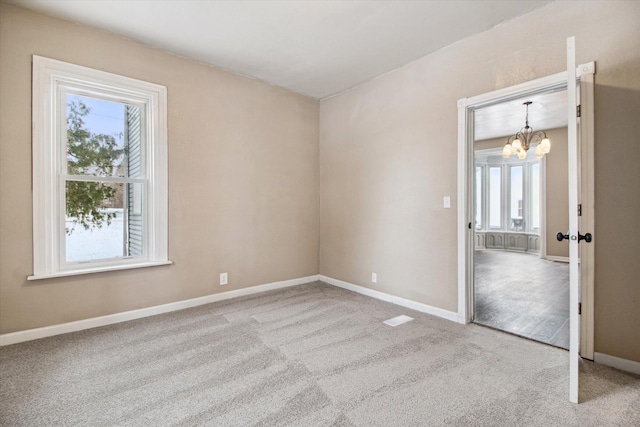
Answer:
[
  {"xmin": 30, "ymin": 56, "xmax": 169, "ymax": 279},
  {"xmin": 509, "ymin": 165, "xmax": 524, "ymax": 231},
  {"xmin": 475, "ymin": 166, "xmax": 482, "ymax": 230},
  {"xmin": 475, "ymin": 152, "xmax": 541, "ymax": 234},
  {"xmin": 529, "ymin": 162, "xmax": 541, "ymax": 231},
  {"xmin": 488, "ymin": 166, "xmax": 502, "ymax": 229}
]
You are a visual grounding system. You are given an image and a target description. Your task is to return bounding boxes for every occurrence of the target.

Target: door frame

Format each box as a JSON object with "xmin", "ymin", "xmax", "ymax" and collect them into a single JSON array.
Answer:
[
  {"xmin": 578, "ymin": 68, "xmax": 595, "ymax": 360},
  {"xmin": 456, "ymin": 62, "xmax": 595, "ymax": 351}
]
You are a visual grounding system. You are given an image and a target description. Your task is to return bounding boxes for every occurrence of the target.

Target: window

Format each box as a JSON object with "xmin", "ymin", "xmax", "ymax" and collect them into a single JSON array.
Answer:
[
  {"xmin": 474, "ymin": 151, "xmax": 541, "ymax": 234},
  {"xmin": 488, "ymin": 166, "xmax": 502, "ymax": 229},
  {"xmin": 529, "ymin": 162, "xmax": 541, "ymax": 230},
  {"xmin": 509, "ymin": 166, "xmax": 523, "ymax": 231},
  {"xmin": 475, "ymin": 166, "xmax": 482, "ymax": 230},
  {"xmin": 30, "ymin": 56, "xmax": 169, "ymax": 279}
]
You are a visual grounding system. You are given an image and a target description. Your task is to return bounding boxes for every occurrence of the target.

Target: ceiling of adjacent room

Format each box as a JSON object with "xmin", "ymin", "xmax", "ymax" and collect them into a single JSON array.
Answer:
[
  {"xmin": 474, "ymin": 90, "xmax": 568, "ymax": 141},
  {"xmin": 9, "ymin": 0, "xmax": 551, "ymax": 99}
]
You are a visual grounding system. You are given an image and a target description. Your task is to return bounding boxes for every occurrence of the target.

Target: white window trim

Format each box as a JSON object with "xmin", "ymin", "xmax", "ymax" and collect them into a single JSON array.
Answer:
[
  {"xmin": 474, "ymin": 149, "xmax": 542, "ymax": 235},
  {"xmin": 29, "ymin": 56, "xmax": 170, "ymax": 280}
]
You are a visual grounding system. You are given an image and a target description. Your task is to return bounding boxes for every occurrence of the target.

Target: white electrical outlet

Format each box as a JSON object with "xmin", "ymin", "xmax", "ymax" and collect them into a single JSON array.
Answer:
[
  {"xmin": 443, "ymin": 196, "xmax": 451, "ymax": 209},
  {"xmin": 371, "ymin": 272, "xmax": 377, "ymax": 283},
  {"xmin": 220, "ymin": 272, "xmax": 228, "ymax": 286}
]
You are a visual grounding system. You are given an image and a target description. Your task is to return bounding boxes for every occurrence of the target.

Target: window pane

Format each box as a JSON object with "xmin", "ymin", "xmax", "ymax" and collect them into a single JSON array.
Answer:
[
  {"xmin": 125, "ymin": 105, "xmax": 143, "ymax": 178},
  {"xmin": 489, "ymin": 167, "xmax": 501, "ymax": 228},
  {"xmin": 510, "ymin": 166, "xmax": 523, "ymax": 231},
  {"xmin": 475, "ymin": 167, "xmax": 482, "ymax": 229},
  {"xmin": 127, "ymin": 183, "xmax": 144, "ymax": 257},
  {"xmin": 66, "ymin": 95, "xmax": 142, "ymax": 178},
  {"xmin": 530, "ymin": 163, "xmax": 540, "ymax": 229},
  {"xmin": 65, "ymin": 181, "xmax": 125, "ymax": 262}
]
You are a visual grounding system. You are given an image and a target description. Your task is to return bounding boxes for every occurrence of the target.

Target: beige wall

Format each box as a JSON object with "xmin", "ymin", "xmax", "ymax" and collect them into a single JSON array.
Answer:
[
  {"xmin": 320, "ymin": 1, "xmax": 640, "ymax": 361},
  {"xmin": 475, "ymin": 127, "xmax": 569, "ymax": 258},
  {"xmin": 1, "ymin": 1, "xmax": 639, "ymax": 364},
  {"xmin": 0, "ymin": 3, "xmax": 320, "ymax": 334}
]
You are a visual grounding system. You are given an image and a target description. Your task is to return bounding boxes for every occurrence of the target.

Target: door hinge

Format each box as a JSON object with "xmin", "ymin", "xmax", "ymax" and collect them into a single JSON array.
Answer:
[
  {"xmin": 578, "ymin": 204, "xmax": 582, "ymax": 216},
  {"xmin": 578, "ymin": 302, "xmax": 582, "ymax": 315},
  {"xmin": 577, "ymin": 105, "xmax": 581, "ymax": 118}
]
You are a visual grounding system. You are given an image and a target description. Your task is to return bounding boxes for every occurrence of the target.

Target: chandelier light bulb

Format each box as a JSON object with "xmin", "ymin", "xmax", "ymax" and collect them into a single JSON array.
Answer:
[
  {"xmin": 535, "ymin": 144, "xmax": 544, "ymax": 158},
  {"xmin": 540, "ymin": 138, "xmax": 551, "ymax": 154},
  {"xmin": 517, "ymin": 150, "xmax": 527, "ymax": 160},
  {"xmin": 512, "ymin": 139, "xmax": 522, "ymax": 151},
  {"xmin": 502, "ymin": 144, "xmax": 512, "ymax": 158}
]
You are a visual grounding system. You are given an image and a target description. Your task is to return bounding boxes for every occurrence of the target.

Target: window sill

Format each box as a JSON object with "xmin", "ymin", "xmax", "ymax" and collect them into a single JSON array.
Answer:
[{"xmin": 27, "ymin": 260, "xmax": 173, "ymax": 281}]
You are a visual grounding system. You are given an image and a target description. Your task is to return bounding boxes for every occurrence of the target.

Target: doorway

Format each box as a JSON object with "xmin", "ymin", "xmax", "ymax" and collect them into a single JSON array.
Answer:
[
  {"xmin": 457, "ymin": 41, "xmax": 595, "ymax": 403},
  {"xmin": 456, "ymin": 61, "xmax": 595, "ymax": 354},
  {"xmin": 472, "ymin": 90, "xmax": 570, "ymax": 349}
]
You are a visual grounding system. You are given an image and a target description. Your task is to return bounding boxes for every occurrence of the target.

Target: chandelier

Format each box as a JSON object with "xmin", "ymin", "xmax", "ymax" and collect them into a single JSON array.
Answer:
[{"xmin": 502, "ymin": 101, "xmax": 551, "ymax": 159}]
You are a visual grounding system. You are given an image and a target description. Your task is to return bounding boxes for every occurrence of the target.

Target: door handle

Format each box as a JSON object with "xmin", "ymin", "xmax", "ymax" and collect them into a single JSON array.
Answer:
[
  {"xmin": 557, "ymin": 231, "xmax": 592, "ymax": 243},
  {"xmin": 578, "ymin": 232, "xmax": 592, "ymax": 243}
]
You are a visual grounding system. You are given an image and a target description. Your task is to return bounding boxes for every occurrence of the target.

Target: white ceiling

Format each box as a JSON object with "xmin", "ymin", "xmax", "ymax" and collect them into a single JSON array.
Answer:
[
  {"xmin": 474, "ymin": 90, "xmax": 568, "ymax": 141},
  {"xmin": 11, "ymin": 0, "xmax": 551, "ymax": 99}
]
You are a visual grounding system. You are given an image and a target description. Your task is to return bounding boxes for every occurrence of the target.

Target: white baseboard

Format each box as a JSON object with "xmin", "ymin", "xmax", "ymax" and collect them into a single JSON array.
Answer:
[
  {"xmin": 6, "ymin": 272, "xmax": 638, "ymax": 377},
  {"xmin": 1, "ymin": 273, "xmax": 466, "ymax": 346},
  {"xmin": 546, "ymin": 256, "xmax": 570, "ymax": 263},
  {"xmin": 594, "ymin": 352, "xmax": 640, "ymax": 375},
  {"xmin": 0, "ymin": 275, "xmax": 320, "ymax": 346},
  {"xmin": 319, "ymin": 275, "xmax": 464, "ymax": 324}
]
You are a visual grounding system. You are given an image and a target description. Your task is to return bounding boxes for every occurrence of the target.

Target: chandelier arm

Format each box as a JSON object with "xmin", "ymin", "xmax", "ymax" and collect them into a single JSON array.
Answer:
[
  {"xmin": 529, "ymin": 130, "xmax": 547, "ymax": 146},
  {"xmin": 515, "ymin": 129, "xmax": 530, "ymax": 150}
]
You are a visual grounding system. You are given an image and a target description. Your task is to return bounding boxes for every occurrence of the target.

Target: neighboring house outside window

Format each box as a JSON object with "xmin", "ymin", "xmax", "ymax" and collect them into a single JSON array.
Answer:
[{"xmin": 30, "ymin": 56, "xmax": 169, "ymax": 280}]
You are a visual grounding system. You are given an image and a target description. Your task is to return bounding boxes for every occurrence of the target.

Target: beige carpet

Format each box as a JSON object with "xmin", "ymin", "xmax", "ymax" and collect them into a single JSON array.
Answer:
[{"xmin": 1, "ymin": 281, "xmax": 638, "ymax": 426}]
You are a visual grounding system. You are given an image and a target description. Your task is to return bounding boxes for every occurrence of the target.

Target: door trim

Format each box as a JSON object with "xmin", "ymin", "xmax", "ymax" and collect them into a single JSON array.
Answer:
[{"xmin": 456, "ymin": 62, "xmax": 595, "ymax": 330}]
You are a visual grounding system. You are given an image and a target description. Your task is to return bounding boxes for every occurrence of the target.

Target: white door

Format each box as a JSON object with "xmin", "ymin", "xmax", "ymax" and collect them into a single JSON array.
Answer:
[
  {"xmin": 566, "ymin": 36, "xmax": 580, "ymax": 404},
  {"xmin": 559, "ymin": 38, "xmax": 595, "ymax": 403}
]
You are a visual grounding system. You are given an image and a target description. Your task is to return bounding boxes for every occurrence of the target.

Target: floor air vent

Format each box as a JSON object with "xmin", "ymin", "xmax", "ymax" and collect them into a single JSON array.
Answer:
[{"xmin": 383, "ymin": 315, "xmax": 414, "ymax": 327}]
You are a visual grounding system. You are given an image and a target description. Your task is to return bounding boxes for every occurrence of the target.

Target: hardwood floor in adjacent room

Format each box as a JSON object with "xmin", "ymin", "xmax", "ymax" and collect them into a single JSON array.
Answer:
[{"xmin": 474, "ymin": 250, "xmax": 570, "ymax": 349}]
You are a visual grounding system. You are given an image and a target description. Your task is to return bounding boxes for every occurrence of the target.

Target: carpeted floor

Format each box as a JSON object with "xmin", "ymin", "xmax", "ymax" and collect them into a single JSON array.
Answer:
[{"xmin": 1, "ymin": 281, "xmax": 638, "ymax": 426}]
